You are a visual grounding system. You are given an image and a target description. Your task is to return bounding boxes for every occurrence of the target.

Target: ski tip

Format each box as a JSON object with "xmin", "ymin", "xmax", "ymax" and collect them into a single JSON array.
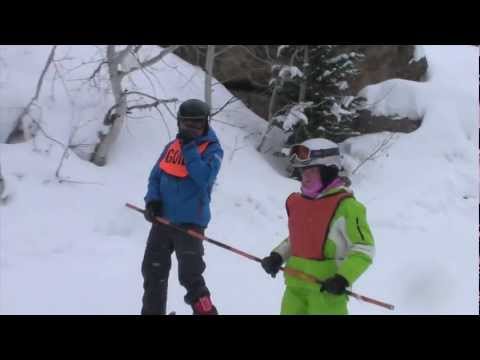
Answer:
[{"xmin": 168, "ymin": 311, "xmax": 176, "ymax": 316}]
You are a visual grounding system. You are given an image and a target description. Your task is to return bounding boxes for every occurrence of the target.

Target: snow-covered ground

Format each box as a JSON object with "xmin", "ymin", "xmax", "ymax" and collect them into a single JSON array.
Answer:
[{"xmin": 0, "ymin": 45, "xmax": 478, "ymax": 315}]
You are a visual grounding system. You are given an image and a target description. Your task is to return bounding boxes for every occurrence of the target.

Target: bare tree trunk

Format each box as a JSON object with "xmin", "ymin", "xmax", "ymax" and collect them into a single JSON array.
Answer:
[
  {"xmin": 204, "ymin": 45, "xmax": 216, "ymax": 109},
  {"xmin": 299, "ymin": 46, "xmax": 309, "ymax": 103},
  {"xmin": 6, "ymin": 45, "xmax": 57, "ymax": 144},
  {"xmin": 91, "ymin": 46, "xmax": 128, "ymax": 166},
  {"xmin": 257, "ymin": 81, "xmax": 282, "ymax": 152}
]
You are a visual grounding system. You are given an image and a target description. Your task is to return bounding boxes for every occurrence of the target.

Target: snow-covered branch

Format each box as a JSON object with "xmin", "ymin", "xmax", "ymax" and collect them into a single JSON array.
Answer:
[{"xmin": 126, "ymin": 92, "xmax": 177, "ymax": 112}]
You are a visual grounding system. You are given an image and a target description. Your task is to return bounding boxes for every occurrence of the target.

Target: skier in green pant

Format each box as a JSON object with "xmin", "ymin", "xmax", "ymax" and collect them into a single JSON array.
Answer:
[{"xmin": 261, "ymin": 138, "xmax": 375, "ymax": 315}]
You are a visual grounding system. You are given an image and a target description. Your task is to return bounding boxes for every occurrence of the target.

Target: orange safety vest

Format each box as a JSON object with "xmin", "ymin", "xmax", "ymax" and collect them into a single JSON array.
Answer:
[
  {"xmin": 286, "ymin": 191, "xmax": 353, "ymax": 260},
  {"xmin": 159, "ymin": 139, "xmax": 210, "ymax": 178}
]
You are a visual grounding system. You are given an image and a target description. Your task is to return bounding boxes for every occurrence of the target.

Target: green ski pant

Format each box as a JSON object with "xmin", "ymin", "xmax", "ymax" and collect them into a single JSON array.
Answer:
[{"xmin": 280, "ymin": 286, "xmax": 349, "ymax": 315}]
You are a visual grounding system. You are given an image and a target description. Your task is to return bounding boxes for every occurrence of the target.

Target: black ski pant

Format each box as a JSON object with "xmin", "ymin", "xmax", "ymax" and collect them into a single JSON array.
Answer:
[{"xmin": 141, "ymin": 222, "xmax": 209, "ymax": 315}]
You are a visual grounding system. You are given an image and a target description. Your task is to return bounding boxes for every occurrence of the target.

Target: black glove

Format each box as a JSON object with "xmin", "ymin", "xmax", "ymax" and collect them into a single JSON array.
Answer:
[
  {"xmin": 144, "ymin": 201, "xmax": 162, "ymax": 223},
  {"xmin": 178, "ymin": 131, "xmax": 195, "ymax": 145},
  {"xmin": 320, "ymin": 274, "xmax": 349, "ymax": 295},
  {"xmin": 261, "ymin": 252, "xmax": 283, "ymax": 278}
]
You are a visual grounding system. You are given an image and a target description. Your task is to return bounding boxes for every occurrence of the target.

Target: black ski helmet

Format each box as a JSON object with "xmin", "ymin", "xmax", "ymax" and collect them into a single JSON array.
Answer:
[{"xmin": 177, "ymin": 99, "xmax": 211, "ymax": 125}]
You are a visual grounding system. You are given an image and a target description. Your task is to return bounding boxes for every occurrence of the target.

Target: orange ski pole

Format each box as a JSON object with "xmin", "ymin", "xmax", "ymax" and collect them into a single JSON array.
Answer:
[{"xmin": 126, "ymin": 202, "xmax": 394, "ymax": 311}]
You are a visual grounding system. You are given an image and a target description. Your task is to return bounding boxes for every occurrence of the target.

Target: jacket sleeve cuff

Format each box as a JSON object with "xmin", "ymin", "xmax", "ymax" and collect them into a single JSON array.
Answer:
[{"xmin": 336, "ymin": 251, "xmax": 372, "ymax": 285}]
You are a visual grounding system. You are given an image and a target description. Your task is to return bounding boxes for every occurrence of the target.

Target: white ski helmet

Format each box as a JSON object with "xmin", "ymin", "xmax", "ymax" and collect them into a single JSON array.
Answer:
[{"xmin": 289, "ymin": 138, "xmax": 342, "ymax": 169}]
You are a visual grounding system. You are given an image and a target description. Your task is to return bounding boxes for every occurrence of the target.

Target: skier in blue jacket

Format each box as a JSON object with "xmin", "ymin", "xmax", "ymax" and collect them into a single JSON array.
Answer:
[{"xmin": 141, "ymin": 99, "xmax": 223, "ymax": 315}]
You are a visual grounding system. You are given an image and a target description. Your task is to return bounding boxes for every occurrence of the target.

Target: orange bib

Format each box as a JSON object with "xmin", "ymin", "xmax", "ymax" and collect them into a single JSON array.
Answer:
[
  {"xmin": 159, "ymin": 139, "xmax": 210, "ymax": 178},
  {"xmin": 287, "ymin": 191, "xmax": 352, "ymax": 260}
]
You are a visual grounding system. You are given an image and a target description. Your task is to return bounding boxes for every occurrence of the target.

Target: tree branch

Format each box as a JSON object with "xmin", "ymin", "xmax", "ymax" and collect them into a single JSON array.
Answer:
[
  {"xmin": 360, "ymin": 84, "xmax": 398, "ymax": 110},
  {"xmin": 154, "ymin": 106, "xmax": 172, "ymax": 140},
  {"xmin": 57, "ymin": 179, "xmax": 104, "ymax": 186},
  {"xmin": 127, "ymin": 98, "xmax": 176, "ymax": 112},
  {"xmin": 214, "ymin": 45, "xmax": 237, "ymax": 57},
  {"xmin": 236, "ymin": 45, "xmax": 275, "ymax": 65},
  {"xmin": 125, "ymin": 91, "xmax": 177, "ymax": 104},
  {"xmin": 134, "ymin": 45, "xmax": 182, "ymax": 72},
  {"xmin": 211, "ymin": 118, "xmax": 246, "ymax": 129},
  {"xmin": 31, "ymin": 119, "xmax": 66, "ymax": 150},
  {"xmin": 129, "ymin": 52, "xmax": 158, "ymax": 96},
  {"xmin": 211, "ymin": 95, "xmax": 241, "ymax": 116},
  {"xmin": 351, "ymin": 133, "xmax": 396, "ymax": 175},
  {"xmin": 31, "ymin": 118, "xmax": 100, "ymax": 182},
  {"xmin": 88, "ymin": 60, "xmax": 108, "ymax": 81},
  {"xmin": 160, "ymin": 101, "xmax": 178, "ymax": 120},
  {"xmin": 6, "ymin": 45, "xmax": 57, "ymax": 144},
  {"xmin": 61, "ymin": 58, "xmax": 105, "ymax": 75}
]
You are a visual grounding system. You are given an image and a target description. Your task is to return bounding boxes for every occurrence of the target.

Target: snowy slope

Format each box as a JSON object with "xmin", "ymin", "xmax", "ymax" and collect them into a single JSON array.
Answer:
[
  {"xmin": 346, "ymin": 45, "xmax": 479, "ymax": 314},
  {"xmin": 0, "ymin": 45, "xmax": 478, "ymax": 315}
]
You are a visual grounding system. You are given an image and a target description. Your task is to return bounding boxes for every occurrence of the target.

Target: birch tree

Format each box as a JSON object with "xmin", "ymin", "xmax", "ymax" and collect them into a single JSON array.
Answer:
[
  {"xmin": 201, "ymin": 45, "xmax": 236, "ymax": 110},
  {"xmin": 91, "ymin": 45, "xmax": 181, "ymax": 166},
  {"xmin": 204, "ymin": 45, "xmax": 215, "ymax": 109}
]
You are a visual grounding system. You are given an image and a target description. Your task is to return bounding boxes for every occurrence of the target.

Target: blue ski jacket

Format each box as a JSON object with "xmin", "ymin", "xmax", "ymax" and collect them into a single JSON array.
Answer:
[{"xmin": 145, "ymin": 127, "xmax": 223, "ymax": 228}]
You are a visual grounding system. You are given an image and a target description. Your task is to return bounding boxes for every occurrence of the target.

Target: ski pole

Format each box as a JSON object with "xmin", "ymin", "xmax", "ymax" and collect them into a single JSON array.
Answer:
[
  {"xmin": 126, "ymin": 202, "xmax": 395, "ymax": 311},
  {"xmin": 126, "ymin": 203, "xmax": 260, "ymax": 262}
]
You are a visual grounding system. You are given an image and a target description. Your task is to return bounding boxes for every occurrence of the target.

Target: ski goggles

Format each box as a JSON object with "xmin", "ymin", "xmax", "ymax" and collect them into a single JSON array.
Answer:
[
  {"xmin": 179, "ymin": 117, "xmax": 207, "ymax": 130},
  {"xmin": 289, "ymin": 144, "xmax": 340, "ymax": 164}
]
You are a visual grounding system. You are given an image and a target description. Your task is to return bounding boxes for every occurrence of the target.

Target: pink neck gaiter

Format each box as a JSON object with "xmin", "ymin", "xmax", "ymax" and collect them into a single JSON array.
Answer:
[
  {"xmin": 301, "ymin": 177, "xmax": 344, "ymax": 198},
  {"xmin": 301, "ymin": 179, "xmax": 323, "ymax": 198}
]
